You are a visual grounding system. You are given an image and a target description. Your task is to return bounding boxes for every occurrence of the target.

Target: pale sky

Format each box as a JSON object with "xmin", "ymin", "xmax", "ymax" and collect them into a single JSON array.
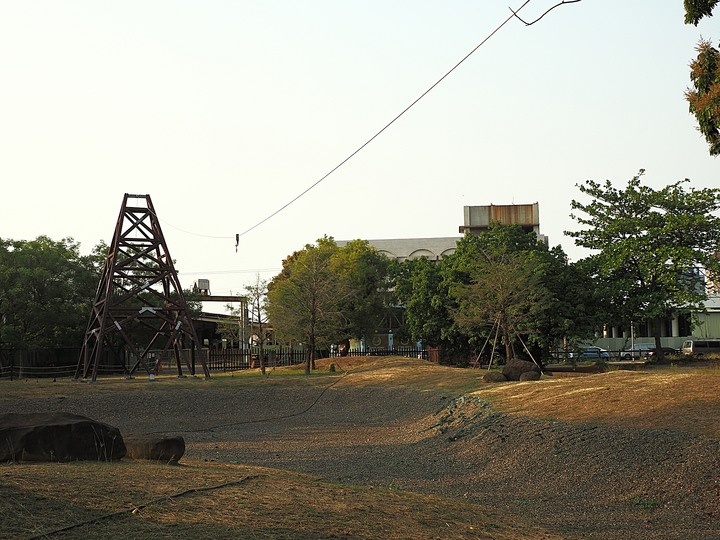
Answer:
[{"xmin": 1, "ymin": 1, "xmax": 718, "ymax": 313}]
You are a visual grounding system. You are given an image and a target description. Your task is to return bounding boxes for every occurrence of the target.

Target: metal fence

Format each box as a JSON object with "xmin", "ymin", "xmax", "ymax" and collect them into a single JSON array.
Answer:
[
  {"xmin": 334, "ymin": 346, "xmax": 428, "ymax": 360},
  {"xmin": 0, "ymin": 345, "xmax": 426, "ymax": 379},
  {"xmin": 203, "ymin": 347, "xmax": 307, "ymax": 372},
  {"xmin": 0, "ymin": 348, "xmax": 122, "ymax": 380}
]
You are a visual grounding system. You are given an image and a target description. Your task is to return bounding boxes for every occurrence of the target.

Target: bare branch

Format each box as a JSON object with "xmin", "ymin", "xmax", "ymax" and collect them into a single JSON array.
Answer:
[{"xmin": 510, "ymin": 0, "xmax": 582, "ymax": 26}]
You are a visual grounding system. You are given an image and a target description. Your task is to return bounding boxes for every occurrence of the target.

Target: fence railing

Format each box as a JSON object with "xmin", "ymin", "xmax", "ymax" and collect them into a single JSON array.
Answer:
[
  {"xmin": 333, "ymin": 346, "xmax": 428, "ymax": 360},
  {"xmin": 1, "ymin": 345, "xmax": 429, "ymax": 379}
]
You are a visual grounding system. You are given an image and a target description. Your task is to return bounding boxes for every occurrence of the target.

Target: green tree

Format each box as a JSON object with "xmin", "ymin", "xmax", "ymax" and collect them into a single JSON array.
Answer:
[
  {"xmin": 539, "ymin": 253, "xmax": 609, "ymax": 353},
  {"xmin": 450, "ymin": 245, "xmax": 551, "ymax": 362},
  {"xmin": 393, "ymin": 225, "xmax": 592, "ymax": 364},
  {"xmin": 443, "ymin": 226, "xmax": 568, "ymax": 362},
  {"xmin": 267, "ymin": 237, "xmax": 349, "ymax": 375},
  {"xmin": 330, "ymin": 239, "xmax": 390, "ymax": 346},
  {"xmin": 684, "ymin": 0, "xmax": 719, "ymax": 25},
  {"xmin": 449, "ymin": 226, "xmax": 536, "ymax": 359},
  {"xmin": 684, "ymin": 1, "xmax": 720, "ymax": 155},
  {"xmin": 268, "ymin": 237, "xmax": 390, "ymax": 372},
  {"xmin": 566, "ymin": 170, "xmax": 720, "ymax": 360},
  {"xmin": 392, "ymin": 257, "xmax": 450, "ymax": 349},
  {"xmin": 0, "ymin": 236, "xmax": 103, "ymax": 349}
]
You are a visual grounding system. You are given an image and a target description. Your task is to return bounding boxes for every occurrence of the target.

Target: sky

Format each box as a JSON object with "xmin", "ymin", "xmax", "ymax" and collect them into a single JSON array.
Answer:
[{"xmin": 1, "ymin": 1, "xmax": 718, "ymax": 313}]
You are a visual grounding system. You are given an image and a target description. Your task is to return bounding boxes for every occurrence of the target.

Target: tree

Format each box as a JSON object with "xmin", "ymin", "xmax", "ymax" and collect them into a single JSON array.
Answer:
[
  {"xmin": 392, "ymin": 256, "xmax": 450, "ymax": 349},
  {"xmin": 245, "ymin": 274, "xmax": 270, "ymax": 376},
  {"xmin": 393, "ymin": 224, "xmax": 593, "ymax": 364},
  {"xmin": 443, "ymin": 226, "xmax": 567, "ymax": 362},
  {"xmin": 684, "ymin": 0, "xmax": 719, "ymax": 25},
  {"xmin": 686, "ymin": 38, "xmax": 720, "ymax": 155},
  {"xmin": 450, "ymin": 245, "xmax": 552, "ymax": 362},
  {"xmin": 566, "ymin": 170, "xmax": 720, "ymax": 360},
  {"xmin": 267, "ymin": 237, "xmax": 349, "ymax": 375},
  {"xmin": 684, "ymin": 1, "xmax": 720, "ymax": 155},
  {"xmin": 538, "ymin": 253, "xmax": 610, "ymax": 352},
  {"xmin": 0, "ymin": 236, "xmax": 103, "ymax": 349},
  {"xmin": 329, "ymin": 239, "xmax": 389, "ymax": 347}
]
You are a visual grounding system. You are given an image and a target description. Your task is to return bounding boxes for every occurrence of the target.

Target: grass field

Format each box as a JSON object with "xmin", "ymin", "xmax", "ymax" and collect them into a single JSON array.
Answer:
[{"xmin": 2, "ymin": 357, "xmax": 720, "ymax": 539}]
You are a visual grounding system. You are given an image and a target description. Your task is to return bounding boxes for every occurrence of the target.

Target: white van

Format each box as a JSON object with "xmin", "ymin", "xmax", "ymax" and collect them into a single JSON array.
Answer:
[{"xmin": 681, "ymin": 339, "xmax": 720, "ymax": 355}]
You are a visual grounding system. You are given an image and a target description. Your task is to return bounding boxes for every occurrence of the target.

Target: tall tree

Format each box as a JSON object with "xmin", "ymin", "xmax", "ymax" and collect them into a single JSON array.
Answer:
[
  {"xmin": 450, "ymin": 245, "xmax": 552, "ymax": 362},
  {"xmin": 245, "ymin": 274, "xmax": 270, "ymax": 376},
  {"xmin": 392, "ymin": 257, "xmax": 451, "ymax": 349},
  {"xmin": 0, "ymin": 236, "xmax": 103, "ymax": 349},
  {"xmin": 393, "ymin": 225, "xmax": 592, "ymax": 363},
  {"xmin": 444, "ymin": 226, "xmax": 568, "ymax": 361},
  {"xmin": 567, "ymin": 170, "xmax": 720, "ymax": 360},
  {"xmin": 267, "ymin": 237, "xmax": 349, "ymax": 375},
  {"xmin": 330, "ymin": 239, "xmax": 389, "ymax": 346}
]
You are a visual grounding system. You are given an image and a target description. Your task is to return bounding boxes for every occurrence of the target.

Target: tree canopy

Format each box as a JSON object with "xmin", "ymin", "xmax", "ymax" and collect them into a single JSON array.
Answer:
[
  {"xmin": 267, "ymin": 237, "xmax": 388, "ymax": 373},
  {"xmin": 0, "ymin": 236, "xmax": 104, "ymax": 349},
  {"xmin": 684, "ymin": 0, "xmax": 719, "ymax": 25},
  {"xmin": 450, "ymin": 244, "xmax": 551, "ymax": 362},
  {"xmin": 393, "ymin": 224, "xmax": 598, "ymax": 364},
  {"xmin": 567, "ymin": 170, "xmax": 720, "ymax": 357},
  {"xmin": 684, "ymin": 1, "xmax": 720, "ymax": 155}
]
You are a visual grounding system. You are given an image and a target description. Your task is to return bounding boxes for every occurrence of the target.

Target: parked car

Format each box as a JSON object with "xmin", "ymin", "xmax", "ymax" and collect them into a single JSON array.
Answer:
[
  {"xmin": 621, "ymin": 342, "xmax": 657, "ymax": 359},
  {"xmin": 646, "ymin": 346, "xmax": 680, "ymax": 358},
  {"xmin": 622, "ymin": 343, "xmax": 679, "ymax": 359},
  {"xmin": 571, "ymin": 346, "xmax": 610, "ymax": 359}
]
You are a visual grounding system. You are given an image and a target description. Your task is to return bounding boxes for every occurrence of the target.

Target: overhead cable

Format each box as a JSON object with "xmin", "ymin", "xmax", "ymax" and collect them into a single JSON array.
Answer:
[{"xmin": 234, "ymin": 0, "xmax": 534, "ymax": 240}]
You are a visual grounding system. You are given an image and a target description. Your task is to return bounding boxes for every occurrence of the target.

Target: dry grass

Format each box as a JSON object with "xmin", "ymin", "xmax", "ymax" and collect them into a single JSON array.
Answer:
[
  {"xmin": 472, "ymin": 365, "xmax": 720, "ymax": 438},
  {"xmin": 3, "ymin": 356, "xmax": 720, "ymax": 539},
  {"xmin": 1, "ymin": 460, "xmax": 561, "ymax": 540}
]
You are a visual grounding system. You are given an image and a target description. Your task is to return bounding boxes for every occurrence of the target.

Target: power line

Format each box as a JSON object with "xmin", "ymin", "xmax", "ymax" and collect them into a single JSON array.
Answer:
[
  {"xmin": 148, "ymin": 208, "xmax": 235, "ymax": 240},
  {"xmin": 178, "ymin": 268, "xmax": 280, "ymax": 276},
  {"xmin": 235, "ymin": 0, "xmax": 534, "ymax": 240}
]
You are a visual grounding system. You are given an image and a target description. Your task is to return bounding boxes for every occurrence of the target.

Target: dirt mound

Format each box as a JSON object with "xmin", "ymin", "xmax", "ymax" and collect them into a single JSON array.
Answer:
[{"xmin": 421, "ymin": 394, "xmax": 720, "ymax": 539}]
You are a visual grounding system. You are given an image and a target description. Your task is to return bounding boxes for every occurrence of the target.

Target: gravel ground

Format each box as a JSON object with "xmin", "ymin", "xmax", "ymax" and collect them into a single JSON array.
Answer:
[{"xmin": 3, "ymin": 372, "xmax": 719, "ymax": 540}]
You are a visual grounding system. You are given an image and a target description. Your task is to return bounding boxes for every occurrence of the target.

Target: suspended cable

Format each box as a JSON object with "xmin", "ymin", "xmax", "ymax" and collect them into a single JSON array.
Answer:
[
  {"xmin": 235, "ymin": 0, "xmax": 534, "ymax": 240},
  {"xmin": 178, "ymin": 268, "xmax": 280, "ymax": 276},
  {"xmin": 148, "ymin": 208, "xmax": 235, "ymax": 239}
]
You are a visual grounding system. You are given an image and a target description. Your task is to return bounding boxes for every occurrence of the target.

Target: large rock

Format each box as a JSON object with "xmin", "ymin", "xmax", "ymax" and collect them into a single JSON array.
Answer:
[
  {"xmin": 482, "ymin": 371, "xmax": 508, "ymax": 383},
  {"xmin": 519, "ymin": 370, "xmax": 542, "ymax": 381},
  {"xmin": 503, "ymin": 358, "xmax": 541, "ymax": 381},
  {"xmin": 0, "ymin": 412, "xmax": 126, "ymax": 463},
  {"xmin": 124, "ymin": 434, "xmax": 185, "ymax": 464}
]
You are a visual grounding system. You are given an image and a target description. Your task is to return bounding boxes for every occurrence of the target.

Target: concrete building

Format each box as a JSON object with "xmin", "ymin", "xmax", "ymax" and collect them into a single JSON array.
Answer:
[
  {"xmin": 338, "ymin": 203, "xmax": 545, "ymax": 262},
  {"xmin": 338, "ymin": 236, "xmax": 460, "ymax": 263}
]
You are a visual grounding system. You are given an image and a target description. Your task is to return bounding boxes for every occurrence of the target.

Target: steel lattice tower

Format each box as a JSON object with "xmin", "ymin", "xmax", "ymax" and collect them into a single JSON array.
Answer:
[{"xmin": 75, "ymin": 194, "xmax": 209, "ymax": 381}]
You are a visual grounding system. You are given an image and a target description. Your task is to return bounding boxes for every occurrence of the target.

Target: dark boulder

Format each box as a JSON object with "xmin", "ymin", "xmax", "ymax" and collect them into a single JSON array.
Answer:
[
  {"xmin": 519, "ymin": 370, "xmax": 542, "ymax": 381},
  {"xmin": 0, "ymin": 412, "xmax": 125, "ymax": 463},
  {"xmin": 482, "ymin": 371, "xmax": 508, "ymax": 383},
  {"xmin": 502, "ymin": 358, "xmax": 541, "ymax": 381},
  {"xmin": 124, "ymin": 434, "xmax": 185, "ymax": 464}
]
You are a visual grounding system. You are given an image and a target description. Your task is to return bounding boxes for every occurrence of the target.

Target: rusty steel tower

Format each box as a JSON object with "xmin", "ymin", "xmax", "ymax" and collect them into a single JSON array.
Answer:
[{"xmin": 76, "ymin": 194, "xmax": 209, "ymax": 381}]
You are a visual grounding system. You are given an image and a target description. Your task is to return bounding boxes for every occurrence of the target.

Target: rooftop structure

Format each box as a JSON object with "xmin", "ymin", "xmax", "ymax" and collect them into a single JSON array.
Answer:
[{"xmin": 459, "ymin": 203, "xmax": 547, "ymax": 243}]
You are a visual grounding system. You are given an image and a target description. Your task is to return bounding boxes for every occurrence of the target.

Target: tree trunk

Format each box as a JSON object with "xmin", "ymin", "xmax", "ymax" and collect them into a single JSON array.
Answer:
[
  {"xmin": 653, "ymin": 321, "xmax": 665, "ymax": 363},
  {"xmin": 501, "ymin": 321, "xmax": 513, "ymax": 361},
  {"xmin": 259, "ymin": 341, "xmax": 266, "ymax": 376}
]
